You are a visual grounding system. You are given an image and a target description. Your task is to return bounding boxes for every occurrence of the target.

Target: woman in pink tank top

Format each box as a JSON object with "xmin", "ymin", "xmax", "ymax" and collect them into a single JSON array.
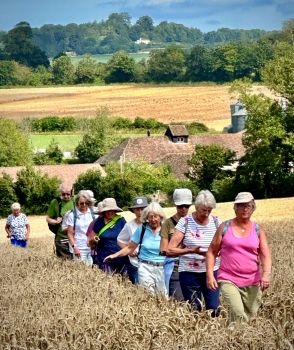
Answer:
[{"xmin": 206, "ymin": 192, "xmax": 272, "ymax": 323}]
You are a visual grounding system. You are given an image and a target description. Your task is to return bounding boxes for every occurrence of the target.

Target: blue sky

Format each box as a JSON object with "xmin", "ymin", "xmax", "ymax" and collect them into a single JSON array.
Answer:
[{"xmin": 0, "ymin": 0, "xmax": 293, "ymax": 32}]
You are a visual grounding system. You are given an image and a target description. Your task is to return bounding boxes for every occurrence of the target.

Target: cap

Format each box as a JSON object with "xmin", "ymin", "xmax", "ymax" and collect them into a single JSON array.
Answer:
[
  {"xmin": 173, "ymin": 188, "xmax": 193, "ymax": 206},
  {"xmin": 129, "ymin": 196, "xmax": 148, "ymax": 212},
  {"xmin": 234, "ymin": 192, "xmax": 254, "ymax": 204}
]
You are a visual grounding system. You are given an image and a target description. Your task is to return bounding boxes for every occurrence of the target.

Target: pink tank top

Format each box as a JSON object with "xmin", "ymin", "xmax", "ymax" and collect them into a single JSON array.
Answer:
[{"xmin": 217, "ymin": 221, "xmax": 260, "ymax": 287}]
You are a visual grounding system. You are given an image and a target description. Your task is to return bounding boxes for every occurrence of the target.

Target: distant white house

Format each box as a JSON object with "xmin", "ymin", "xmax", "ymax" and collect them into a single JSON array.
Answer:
[{"xmin": 135, "ymin": 38, "xmax": 151, "ymax": 45}]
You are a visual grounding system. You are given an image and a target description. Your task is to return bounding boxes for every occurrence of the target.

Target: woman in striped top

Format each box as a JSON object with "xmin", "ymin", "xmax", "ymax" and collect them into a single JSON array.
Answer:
[{"xmin": 167, "ymin": 190, "xmax": 220, "ymax": 316}]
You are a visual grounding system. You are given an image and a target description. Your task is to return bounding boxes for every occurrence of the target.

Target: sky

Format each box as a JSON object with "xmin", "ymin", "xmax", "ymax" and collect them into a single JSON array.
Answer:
[{"xmin": 0, "ymin": 0, "xmax": 293, "ymax": 32}]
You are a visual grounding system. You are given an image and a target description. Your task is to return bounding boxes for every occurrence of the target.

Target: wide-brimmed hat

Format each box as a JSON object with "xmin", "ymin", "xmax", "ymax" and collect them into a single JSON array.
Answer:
[
  {"xmin": 234, "ymin": 192, "xmax": 254, "ymax": 204},
  {"xmin": 100, "ymin": 198, "xmax": 123, "ymax": 213},
  {"xmin": 129, "ymin": 196, "xmax": 148, "ymax": 212},
  {"xmin": 173, "ymin": 188, "xmax": 193, "ymax": 206}
]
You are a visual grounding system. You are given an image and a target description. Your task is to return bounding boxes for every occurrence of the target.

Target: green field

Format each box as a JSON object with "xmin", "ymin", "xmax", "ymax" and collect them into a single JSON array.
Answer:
[
  {"xmin": 70, "ymin": 52, "xmax": 150, "ymax": 65},
  {"xmin": 30, "ymin": 134, "xmax": 83, "ymax": 152},
  {"xmin": 30, "ymin": 131, "xmax": 162, "ymax": 152}
]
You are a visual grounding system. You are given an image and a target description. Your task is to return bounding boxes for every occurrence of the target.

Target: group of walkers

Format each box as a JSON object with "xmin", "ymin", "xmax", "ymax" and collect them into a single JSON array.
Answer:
[{"xmin": 5, "ymin": 182, "xmax": 272, "ymax": 324}]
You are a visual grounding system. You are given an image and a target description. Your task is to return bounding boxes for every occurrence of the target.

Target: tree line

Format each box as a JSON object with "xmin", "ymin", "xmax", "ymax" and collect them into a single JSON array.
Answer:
[
  {"xmin": 0, "ymin": 13, "xmax": 269, "ymax": 57},
  {"xmin": 1, "ymin": 20, "xmax": 293, "ymax": 86}
]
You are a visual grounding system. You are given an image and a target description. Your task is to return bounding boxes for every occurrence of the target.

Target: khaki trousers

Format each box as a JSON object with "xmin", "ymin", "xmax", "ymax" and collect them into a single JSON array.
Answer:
[{"xmin": 219, "ymin": 280, "xmax": 262, "ymax": 323}]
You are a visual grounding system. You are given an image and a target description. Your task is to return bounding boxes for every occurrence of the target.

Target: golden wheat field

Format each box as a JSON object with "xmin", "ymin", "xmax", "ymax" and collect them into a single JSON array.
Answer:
[
  {"xmin": 0, "ymin": 198, "xmax": 294, "ymax": 349},
  {"xmin": 0, "ymin": 84, "xmax": 274, "ymax": 131}
]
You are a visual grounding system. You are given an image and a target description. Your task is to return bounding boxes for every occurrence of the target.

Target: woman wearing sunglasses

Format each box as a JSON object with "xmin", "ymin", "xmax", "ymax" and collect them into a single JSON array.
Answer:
[
  {"xmin": 160, "ymin": 188, "xmax": 193, "ymax": 300},
  {"xmin": 167, "ymin": 190, "xmax": 221, "ymax": 316},
  {"xmin": 66, "ymin": 190, "xmax": 96, "ymax": 266}
]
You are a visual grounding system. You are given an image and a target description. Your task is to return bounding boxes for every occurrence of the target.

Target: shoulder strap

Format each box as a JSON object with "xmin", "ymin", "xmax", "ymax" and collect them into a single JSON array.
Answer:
[
  {"xmin": 56, "ymin": 197, "xmax": 62, "ymax": 217},
  {"xmin": 222, "ymin": 220, "xmax": 231, "ymax": 237},
  {"xmin": 138, "ymin": 223, "xmax": 147, "ymax": 258},
  {"xmin": 212, "ymin": 215, "xmax": 219, "ymax": 229},
  {"xmin": 73, "ymin": 208, "xmax": 78, "ymax": 231},
  {"xmin": 170, "ymin": 216, "xmax": 178, "ymax": 226},
  {"xmin": 97, "ymin": 215, "xmax": 122, "ymax": 237},
  {"xmin": 255, "ymin": 223, "xmax": 260, "ymax": 237}
]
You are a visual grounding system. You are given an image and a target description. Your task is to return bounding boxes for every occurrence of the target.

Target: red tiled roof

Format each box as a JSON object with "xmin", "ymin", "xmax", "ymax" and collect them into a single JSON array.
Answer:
[
  {"xmin": 0, "ymin": 164, "xmax": 106, "ymax": 187},
  {"xmin": 99, "ymin": 134, "xmax": 244, "ymax": 162}
]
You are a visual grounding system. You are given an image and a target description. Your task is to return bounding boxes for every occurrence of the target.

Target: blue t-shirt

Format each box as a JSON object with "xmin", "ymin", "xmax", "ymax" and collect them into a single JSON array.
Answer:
[
  {"xmin": 132, "ymin": 224, "xmax": 165, "ymax": 263},
  {"xmin": 93, "ymin": 215, "xmax": 127, "ymax": 265}
]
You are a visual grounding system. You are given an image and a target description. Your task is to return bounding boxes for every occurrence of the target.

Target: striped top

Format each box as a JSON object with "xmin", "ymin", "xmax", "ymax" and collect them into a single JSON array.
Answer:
[{"xmin": 176, "ymin": 214, "xmax": 220, "ymax": 273}]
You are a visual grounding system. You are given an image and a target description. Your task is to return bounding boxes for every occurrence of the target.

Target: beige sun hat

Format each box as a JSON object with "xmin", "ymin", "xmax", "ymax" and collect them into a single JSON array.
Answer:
[
  {"xmin": 234, "ymin": 192, "xmax": 254, "ymax": 204},
  {"xmin": 100, "ymin": 198, "xmax": 123, "ymax": 213}
]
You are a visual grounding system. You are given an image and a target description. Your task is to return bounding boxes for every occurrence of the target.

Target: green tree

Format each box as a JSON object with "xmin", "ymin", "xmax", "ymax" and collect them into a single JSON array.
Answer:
[
  {"xmin": 186, "ymin": 144, "xmax": 236, "ymax": 190},
  {"xmin": 74, "ymin": 169, "xmax": 103, "ymax": 200},
  {"xmin": 235, "ymin": 95, "xmax": 294, "ymax": 198},
  {"xmin": 262, "ymin": 43, "xmax": 294, "ymax": 104},
  {"xmin": 52, "ymin": 55, "xmax": 75, "ymax": 84},
  {"xmin": 0, "ymin": 174, "xmax": 17, "ymax": 217},
  {"xmin": 147, "ymin": 46, "xmax": 186, "ymax": 82},
  {"xmin": 0, "ymin": 119, "xmax": 32, "ymax": 166},
  {"xmin": 185, "ymin": 45, "xmax": 212, "ymax": 81},
  {"xmin": 0, "ymin": 60, "xmax": 17, "ymax": 85},
  {"xmin": 75, "ymin": 54, "xmax": 99, "ymax": 83},
  {"xmin": 75, "ymin": 108, "xmax": 111, "ymax": 163},
  {"xmin": 14, "ymin": 166, "xmax": 60, "ymax": 214},
  {"xmin": 3, "ymin": 21, "xmax": 49, "ymax": 68},
  {"xmin": 105, "ymin": 50, "xmax": 136, "ymax": 83}
]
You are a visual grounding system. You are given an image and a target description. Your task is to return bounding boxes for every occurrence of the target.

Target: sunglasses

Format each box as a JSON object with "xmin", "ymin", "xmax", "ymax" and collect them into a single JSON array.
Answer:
[
  {"xmin": 177, "ymin": 204, "xmax": 190, "ymax": 209},
  {"xmin": 79, "ymin": 202, "xmax": 90, "ymax": 206}
]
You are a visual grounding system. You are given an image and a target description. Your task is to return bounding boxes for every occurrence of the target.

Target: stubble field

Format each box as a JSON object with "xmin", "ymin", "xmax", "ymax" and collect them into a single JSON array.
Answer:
[
  {"xmin": 0, "ymin": 84, "xmax": 273, "ymax": 131},
  {"xmin": 0, "ymin": 198, "xmax": 293, "ymax": 349}
]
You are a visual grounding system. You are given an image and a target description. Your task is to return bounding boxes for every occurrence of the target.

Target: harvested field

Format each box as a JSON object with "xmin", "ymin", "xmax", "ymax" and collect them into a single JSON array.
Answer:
[
  {"xmin": 0, "ymin": 84, "xmax": 274, "ymax": 131},
  {"xmin": 0, "ymin": 217, "xmax": 293, "ymax": 348}
]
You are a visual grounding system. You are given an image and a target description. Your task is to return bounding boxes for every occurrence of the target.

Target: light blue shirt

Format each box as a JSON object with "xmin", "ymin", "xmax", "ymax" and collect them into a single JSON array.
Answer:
[{"xmin": 131, "ymin": 224, "xmax": 165, "ymax": 263}]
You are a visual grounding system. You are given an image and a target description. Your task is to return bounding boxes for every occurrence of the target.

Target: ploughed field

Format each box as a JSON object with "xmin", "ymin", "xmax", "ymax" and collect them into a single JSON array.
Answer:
[
  {"xmin": 0, "ymin": 198, "xmax": 293, "ymax": 349},
  {"xmin": 0, "ymin": 84, "xmax": 273, "ymax": 131}
]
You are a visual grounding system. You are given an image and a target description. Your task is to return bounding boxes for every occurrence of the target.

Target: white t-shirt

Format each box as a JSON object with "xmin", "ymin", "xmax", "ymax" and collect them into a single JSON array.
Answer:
[
  {"xmin": 117, "ymin": 219, "xmax": 141, "ymax": 267},
  {"xmin": 176, "ymin": 214, "xmax": 221, "ymax": 273},
  {"xmin": 65, "ymin": 208, "xmax": 94, "ymax": 251}
]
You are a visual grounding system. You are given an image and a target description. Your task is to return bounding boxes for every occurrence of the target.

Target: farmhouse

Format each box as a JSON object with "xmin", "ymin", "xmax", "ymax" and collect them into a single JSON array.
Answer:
[
  {"xmin": 0, "ymin": 164, "xmax": 106, "ymax": 187},
  {"xmin": 97, "ymin": 125, "xmax": 244, "ymax": 179}
]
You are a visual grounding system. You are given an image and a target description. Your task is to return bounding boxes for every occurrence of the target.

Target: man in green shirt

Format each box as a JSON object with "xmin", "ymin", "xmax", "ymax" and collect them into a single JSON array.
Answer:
[{"xmin": 46, "ymin": 183, "xmax": 74, "ymax": 259}]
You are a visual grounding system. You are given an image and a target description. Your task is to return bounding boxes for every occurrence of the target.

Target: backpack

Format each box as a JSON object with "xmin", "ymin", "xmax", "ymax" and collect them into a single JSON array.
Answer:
[
  {"xmin": 48, "ymin": 197, "xmax": 62, "ymax": 234},
  {"xmin": 72, "ymin": 206, "xmax": 96, "ymax": 231},
  {"xmin": 222, "ymin": 220, "xmax": 260, "ymax": 237},
  {"xmin": 137, "ymin": 223, "xmax": 147, "ymax": 258}
]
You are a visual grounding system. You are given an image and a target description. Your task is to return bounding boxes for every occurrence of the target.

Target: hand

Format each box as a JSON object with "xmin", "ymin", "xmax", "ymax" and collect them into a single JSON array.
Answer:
[
  {"xmin": 103, "ymin": 255, "xmax": 114, "ymax": 263},
  {"xmin": 55, "ymin": 217, "xmax": 63, "ymax": 224},
  {"xmin": 25, "ymin": 233, "xmax": 30, "ymax": 241},
  {"xmin": 260, "ymin": 272, "xmax": 271, "ymax": 291},
  {"xmin": 88, "ymin": 236, "xmax": 99, "ymax": 249},
  {"xmin": 73, "ymin": 245, "xmax": 81, "ymax": 257},
  {"xmin": 207, "ymin": 275, "xmax": 218, "ymax": 291},
  {"xmin": 129, "ymin": 251, "xmax": 138, "ymax": 258},
  {"xmin": 187, "ymin": 246, "xmax": 201, "ymax": 254}
]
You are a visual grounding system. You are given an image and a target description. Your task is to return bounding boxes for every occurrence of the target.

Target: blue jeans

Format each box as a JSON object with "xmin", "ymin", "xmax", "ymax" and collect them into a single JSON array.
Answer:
[
  {"xmin": 164, "ymin": 258, "xmax": 184, "ymax": 300},
  {"xmin": 127, "ymin": 261, "xmax": 139, "ymax": 284},
  {"xmin": 11, "ymin": 239, "xmax": 27, "ymax": 248},
  {"xmin": 179, "ymin": 270, "xmax": 220, "ymax": 316},
  {"xmin": 163, "ymin": 257, "xmax": 175, "ymax": 291}
]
